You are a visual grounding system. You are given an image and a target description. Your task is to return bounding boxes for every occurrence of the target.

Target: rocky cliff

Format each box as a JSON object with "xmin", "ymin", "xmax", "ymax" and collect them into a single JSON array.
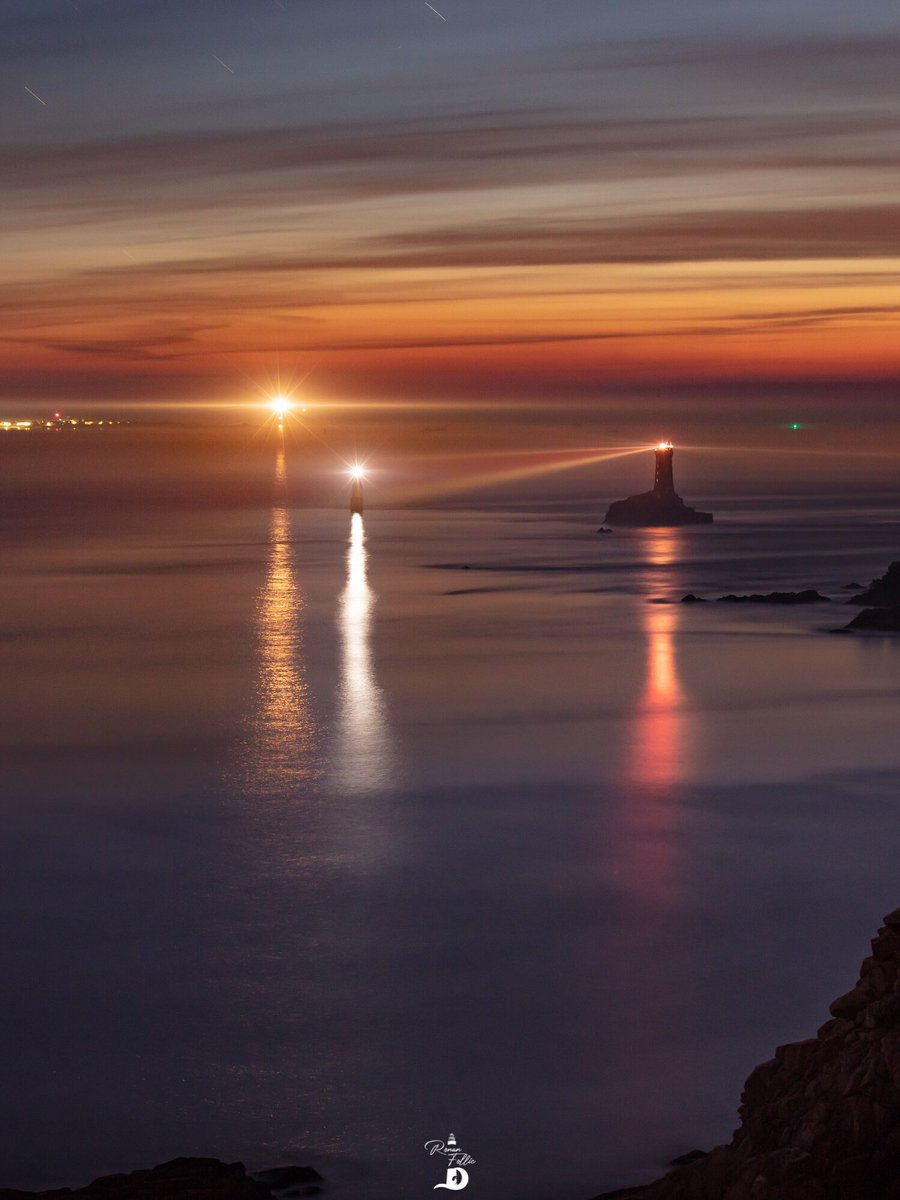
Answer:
[{"xmin": 593, "ymin": 909, "xmax": 900, "ymax": 1200}]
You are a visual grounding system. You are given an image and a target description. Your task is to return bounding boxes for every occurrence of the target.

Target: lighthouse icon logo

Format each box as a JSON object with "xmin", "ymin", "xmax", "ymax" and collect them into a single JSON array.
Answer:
[{"xmin": 424, "ymin": 1132, "xmax": 475, "ymax": 1190}]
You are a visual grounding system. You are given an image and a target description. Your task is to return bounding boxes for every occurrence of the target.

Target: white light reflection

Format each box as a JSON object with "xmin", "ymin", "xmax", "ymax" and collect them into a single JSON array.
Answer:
[
  {"xmin": 333, "ymin": 513, "xmax": 393, "ymax": 793},
  {"xmin": 244, "ymin": 447, "xmax": 320, "ymax": 796}
]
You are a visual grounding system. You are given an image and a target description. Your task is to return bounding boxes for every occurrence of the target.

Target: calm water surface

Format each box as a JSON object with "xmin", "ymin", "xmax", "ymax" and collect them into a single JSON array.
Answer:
[{"xmin": 2, "ymin": 448, "xmax": 900, "ymax": 1198}]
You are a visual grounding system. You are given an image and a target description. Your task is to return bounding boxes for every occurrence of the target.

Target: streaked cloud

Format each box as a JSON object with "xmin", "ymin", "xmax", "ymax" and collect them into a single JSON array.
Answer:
[{"xmin": 1, "ymin": 0, "xmax": 898, "ymax": 406}]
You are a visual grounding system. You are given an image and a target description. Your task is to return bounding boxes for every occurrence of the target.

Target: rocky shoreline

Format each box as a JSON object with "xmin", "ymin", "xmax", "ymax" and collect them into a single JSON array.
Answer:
[
  {"xmin": 6, "ymin": 911, "xmax": 900, "ymax": 1200},
  {"xmin": 0, "ymin": 1159, "xmax": 322, "ymax": 1200},
  {"xmin": 592, "ymin": 908, "xmax": 900, "ymax": 1200},
  {"xmin": 678, "ymin": 560, "xmax": 900, "ymax": 634}
]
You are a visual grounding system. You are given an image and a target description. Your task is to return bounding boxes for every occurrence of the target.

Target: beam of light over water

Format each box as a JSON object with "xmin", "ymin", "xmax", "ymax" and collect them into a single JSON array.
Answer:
[
  {"xmin": 243, "ymin": 447, "xmax": 320, "ymax": 796},
  {"xmin": 333, "ymin": 513, "xmax": 394, "ymax": 795},
  {"xmin": 395, "ymin": 444, "xmax": 650, "ymax": 505}
]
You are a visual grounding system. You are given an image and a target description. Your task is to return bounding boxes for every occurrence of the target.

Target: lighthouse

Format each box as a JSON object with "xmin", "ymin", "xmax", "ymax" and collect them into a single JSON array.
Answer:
[
  {"xmin": 653, "ymin": 441, "xmax": 676, "ymax": 498},
  {"xmin": 349, "ymin": 465, "xmax": 364, "ymax": 515},
  {"xmin": 603, "ymin": 441, "xmax": 713, "ymax": 526}
]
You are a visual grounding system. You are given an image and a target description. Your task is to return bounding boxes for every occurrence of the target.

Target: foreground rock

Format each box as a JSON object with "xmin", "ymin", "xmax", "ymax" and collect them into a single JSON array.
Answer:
[
  {"xmin": 0, "ymin": 1157, "xmax": 321, "ymax": 1199},
  {"xmin": 850, "ymin": 562, "xmax": 900, "ymax": 608},
  {"xmin": 591, "ymin": 908, "xmax": 900, "ymax": 1200}
]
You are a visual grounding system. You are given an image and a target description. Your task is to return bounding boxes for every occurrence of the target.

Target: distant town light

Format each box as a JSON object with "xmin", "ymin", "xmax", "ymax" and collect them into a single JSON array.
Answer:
[{"xmin": 0, "ymin": 414, "xmax": 120, "ymax": 431}]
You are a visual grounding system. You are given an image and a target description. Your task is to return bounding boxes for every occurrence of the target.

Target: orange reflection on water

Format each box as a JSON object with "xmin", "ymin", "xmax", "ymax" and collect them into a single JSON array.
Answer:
[
  {"xmin": 630, "ymin": 529, "xmax": 693, "ymax": 791},
  {"xmin": 245, "ymin": 446, "xmax": 320, "ymax": 796},
  {"xmin": 617, "ymin": 528, "xmax": 695, "ymax": 904},
  {"xmin": 334, "ymin": 513, "xmax": 393, "ymax": 794},
  {"xmin": 631, "ymin": 602, "xmax": 687, "ymax": 790}
]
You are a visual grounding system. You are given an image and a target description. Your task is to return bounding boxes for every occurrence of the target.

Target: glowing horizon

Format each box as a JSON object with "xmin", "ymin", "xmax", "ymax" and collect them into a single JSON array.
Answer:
[{"xmin": 3, "ymin": 0, "xmax": 899, "ymax": 466}]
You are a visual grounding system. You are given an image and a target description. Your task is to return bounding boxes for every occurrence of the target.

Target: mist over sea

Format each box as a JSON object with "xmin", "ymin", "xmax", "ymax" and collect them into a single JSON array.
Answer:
[{"xmin": 2, "ymin": 430, "xmax": 899, "ymax": 1199}]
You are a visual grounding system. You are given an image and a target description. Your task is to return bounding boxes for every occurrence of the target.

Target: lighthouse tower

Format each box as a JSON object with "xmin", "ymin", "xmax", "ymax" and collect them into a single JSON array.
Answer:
[
  {"xmin": 349, "ymin": 467, "xmax": 364, "ymax": 515},
  {"xmin": 603, "ymin": 441, "xmax": 713, "ymax": 526},
  {"xmin": 653, "ymin": 441, "xmax": 675, "ymax": 498}
]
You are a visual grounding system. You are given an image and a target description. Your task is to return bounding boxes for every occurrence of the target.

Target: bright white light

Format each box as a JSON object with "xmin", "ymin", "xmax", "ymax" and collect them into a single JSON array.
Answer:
[
  {"xmin": 657, "ymin": 440, "xmax": 673, "ymax": 450},
  {"xmin": 349, "ymin": 465, "xmax": 364, "ymax": 480},
  {"xmin": 271, "ymin": 395, "xmax": 291, "ymax": 417}
]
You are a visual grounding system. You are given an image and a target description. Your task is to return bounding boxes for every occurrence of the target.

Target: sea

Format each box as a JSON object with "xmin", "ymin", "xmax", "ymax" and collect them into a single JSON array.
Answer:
[{"xmin": 1, "ymin": 428, "xmax": 899, "ymax": 1199}]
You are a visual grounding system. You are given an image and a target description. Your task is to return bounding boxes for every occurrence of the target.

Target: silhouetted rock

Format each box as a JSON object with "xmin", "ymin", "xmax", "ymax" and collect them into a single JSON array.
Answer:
[
  {"xmin": 680, "ymin": 594, "xmax": 706, "ymax": 603},
  {"xmin": 844, "ymin": 608, "xmax": 900, "ymax": 633},
  {"xmin": 850, "ymin": 562, "xmax": 900, "ymax": 608},
  {"xmin": 604, "ymin": 444, "xmax": 713, "ymax": 527},
  {"xmin": 596, "ymin": 527, "xmax": 613, "ymax": 534},
  {"xmin": 667, "ymin": 1150, "xmax": 707, "ymax": 1167},
  {"xmin": 840, "ymin": 563, "xmax": 900, "ymax": 632},
  {"xmin": 590, "ymin": 909, "xmax": 900, "ymax": 1200},
  {"xmin": 717, "ymin": 589, "xmax": 830, "ymax": 605},
  {"xmin": 605, "ymin": 492, "xmax": 713, "ymax": 527},
  {"xmin": 0, "ymin": 1158, "xmax": 276, "ymax": 1199}
]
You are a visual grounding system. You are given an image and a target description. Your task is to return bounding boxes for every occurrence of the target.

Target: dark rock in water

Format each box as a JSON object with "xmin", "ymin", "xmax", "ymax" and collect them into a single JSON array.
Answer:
[
  {"xmin": 680, "ymin": 594, "xmax": 706, "ymax": 603},
  {"xmin": 604, "ymin": 444, "xmax": 713, "ymax": 527},
  {"xmin": 850, "ymin": 562, "xmax": 900, "ymax": 608},
  {"xmin": 844, "ymin": 607, "xmax": 900, "ymax": 633},
  {"xmin": 596, "ymin": 527, "xmax": 613, "ymax": 534},
  {"xmin": 842, "ymin": 582, "xmax": 863, "ymax": 591},
  {"xmin": 590, "ymin": 909, "xmax": 900, "ymax": 1200},
  {"xmin": 604, "ymin": 491, "xmax": 713, "ymax": 527},
  {"xmin": 0, "ymin": 1158, "xmax": 275, "ymax": 1198},
  {"xmin": 717, "ymin": 589, "xmax": 830, "ymax": 605}
]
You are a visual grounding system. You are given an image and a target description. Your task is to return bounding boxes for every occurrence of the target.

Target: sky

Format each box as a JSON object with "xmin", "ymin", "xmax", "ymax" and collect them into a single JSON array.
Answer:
[{"xmin": 2, "ymin": 0, "xmax": 899, "ymax": 455}]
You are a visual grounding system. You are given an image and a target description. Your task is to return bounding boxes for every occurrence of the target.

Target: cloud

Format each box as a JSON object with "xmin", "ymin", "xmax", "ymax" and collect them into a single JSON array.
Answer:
[
  {"xmin": 556, "ymin": 31, "xmax": 900, "ymax": 72},
  {"xmin": 253, "ymin": 203, "xmax": 900, "ymax": 270},
  {"xmin": 5, "ymin": 107, "xmax": 898, "ymax": 230}
]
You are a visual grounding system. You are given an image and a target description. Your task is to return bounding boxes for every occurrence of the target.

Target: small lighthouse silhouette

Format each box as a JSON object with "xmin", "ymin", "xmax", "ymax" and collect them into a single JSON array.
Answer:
[
  {"xmin": 604, "ymin": 441, "xmax": 712, "ymax": 526},
  {"xmin": 447, "ymin": 1133, "xmax": 457, "ymax": 1150},
  {"xmin": 349, "ymin": 466, "xmax": 364, "ymax": 515}
]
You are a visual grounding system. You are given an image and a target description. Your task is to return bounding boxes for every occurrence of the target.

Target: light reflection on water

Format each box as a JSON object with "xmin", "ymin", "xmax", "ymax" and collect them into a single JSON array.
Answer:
[
  {"xmin": 618, "ymin": 528, "xmax": 695, "ymax": 904},
  {"xmin": 631, "ymin": 603, "xmax": 688, "ymax": 791},
  {"xmin": 6, "ymin": 493, "xmax": 900, "ymax": 1198},
  {"xmin": 333, "ymin": 513, "xmax": 394, "ymax": 794},
  {"xmin": 243, "ymin": 447, "xmax": 320, "ymax": 797}
]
